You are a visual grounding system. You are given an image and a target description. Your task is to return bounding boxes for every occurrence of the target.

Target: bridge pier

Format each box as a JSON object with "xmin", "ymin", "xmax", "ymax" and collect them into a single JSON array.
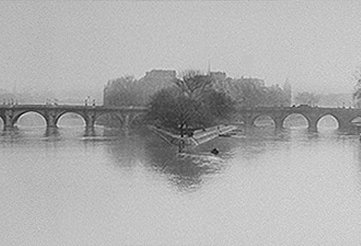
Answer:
[
  {"xmin": 84, "ymin": 127, "xmax": 95, "ymax": 136},
  {"xmin": 273, "ymin": 117, "xmax": 284, "ymax": 130},
  {"xmin": 308, "ymin": 119, "xmax": 318, "ymax": 132},
  {"xmin": 122, "ymin": 114, "xmax": 130, "ymax": 131},
  {"xmin": 46, "ymin": 111, "xmax": 58, "ymax": 128},
  {"xmin": 4, "ymin": 110, "xmax": 15, "ymax": 130},
  {"xmin": 45, "ymin": 127, "xmax": 59, "ymax": 136},
  {"xmin": 242, "ymin": 114, "xmax": 255, "ymax": 128},
  {"xmin": 85, "ymin": 112, "xmax": 96, "ymax": 130},
  {"xmin": 337, "ymin": 119, "xmax": 353, "ymax": 132},
  {"xmin": 243, "ymin": 122, "xmax": 254, "ymax": 128}
]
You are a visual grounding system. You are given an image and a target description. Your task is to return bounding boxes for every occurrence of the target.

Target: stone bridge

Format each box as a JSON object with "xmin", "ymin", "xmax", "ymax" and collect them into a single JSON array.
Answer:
[
  {"xmin": 235, "ymin": 106, "xmax": 361, "ymax": 131},
  {"xmin": 1, "ymin": 104, "xmax": 360, "ymax": 133},
  {"xmin": 0, "ymin": 104, "xmax": 148, "ymax": 130}
]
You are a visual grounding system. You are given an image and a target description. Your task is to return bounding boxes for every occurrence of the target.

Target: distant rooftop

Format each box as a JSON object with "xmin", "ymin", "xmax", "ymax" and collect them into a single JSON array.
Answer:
[{"xmin": 144, "ymin": 70, "xmax": 176, "ymax": 78}]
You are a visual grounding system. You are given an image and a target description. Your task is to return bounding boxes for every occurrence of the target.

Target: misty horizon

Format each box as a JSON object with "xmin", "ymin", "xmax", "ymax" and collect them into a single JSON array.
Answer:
[
  {"xmin": 0, "ymin": 67, "xmax": 356, "ymax": 97},
  {"xmin": 1, "ymin": 1, "xmax": 361, "ymax": 96}
]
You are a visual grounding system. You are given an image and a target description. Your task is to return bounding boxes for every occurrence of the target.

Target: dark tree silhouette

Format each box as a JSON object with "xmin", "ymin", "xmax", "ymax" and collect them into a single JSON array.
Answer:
[
  {"xmin": 147, "ymin": 76, "xmax": 236, "ymax": 133},
  {"xmin": 173, "ymin": 70, "xmax": 213, "ymax": 100},
  {"xmin": 147, "ymin": 87, "xmax": 201, "ymax": 132}
]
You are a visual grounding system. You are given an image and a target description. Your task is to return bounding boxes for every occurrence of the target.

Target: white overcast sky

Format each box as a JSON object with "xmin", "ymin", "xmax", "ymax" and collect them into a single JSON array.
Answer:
[{"xmin": 1, "ymin": 1, "xmax": 361, "ymax": 94}]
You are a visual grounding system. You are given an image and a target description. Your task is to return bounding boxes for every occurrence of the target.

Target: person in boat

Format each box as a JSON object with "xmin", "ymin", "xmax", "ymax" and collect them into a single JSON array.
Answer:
[{"xmin": 211, "ymin": 148, "xmax": 219, "ymax": 155}]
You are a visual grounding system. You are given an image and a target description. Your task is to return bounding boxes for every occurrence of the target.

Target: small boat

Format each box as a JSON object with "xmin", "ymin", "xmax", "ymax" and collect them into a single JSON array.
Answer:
[
  {"xmin": 211, "ymin": 148, "xmax": 219, "ymax": 155},
  {"xmin": 219, "ymin": 131, "xmax": 237, "ymax": 137}
]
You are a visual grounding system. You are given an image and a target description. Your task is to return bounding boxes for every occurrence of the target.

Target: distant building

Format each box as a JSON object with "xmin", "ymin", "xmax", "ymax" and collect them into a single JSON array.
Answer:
[
  {"xmin": 209, "ymin": 71, "xmax": 229, "ymax": 91},
  {"xmin": 143, "ymin": 69, "xmax": 176, "ymax": 79},
  {"xmin": 138, "ymin": 69, "xmax": 176, "ymax": 92},
  {"xmin": 210, "ymin": 71, "xmax": 227, "ymax": 81}
]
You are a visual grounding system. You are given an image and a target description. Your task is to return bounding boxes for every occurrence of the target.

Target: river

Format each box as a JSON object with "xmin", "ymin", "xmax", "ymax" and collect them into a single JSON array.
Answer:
[{"xmin": 1, "ymin": 114, "xmax": 361, "ymax": 245}]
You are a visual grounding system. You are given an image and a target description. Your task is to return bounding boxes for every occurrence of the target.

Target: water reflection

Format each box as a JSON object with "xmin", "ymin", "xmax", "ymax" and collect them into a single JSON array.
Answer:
[
  {"xmin": 2, "ymin": 124, "xmax": 361, "ymax": 193},
  {"xmin": 353, "ymin": 140, "xmax": 361, "ymax": 190},
  {"xmin": 2, "ymin": 124, "xmax": 359, "ymax": 194},
  {"xmin": 2, "ymin": 123, "xmax": 361, "ymax": 244},
  {"xmin": 144, "ymin": 143, "xmax": 227, "ymax": 192},
  {"xmin": 102, "ymin": 128, "xmax": 233, "ymax": 192},
  {"xmin": 101, "ymin": 124, "xmax": 356, "ymax": 192},
  {"xmin": 44, "ymin": 127, "xmax": 60, "ymax": 137}
]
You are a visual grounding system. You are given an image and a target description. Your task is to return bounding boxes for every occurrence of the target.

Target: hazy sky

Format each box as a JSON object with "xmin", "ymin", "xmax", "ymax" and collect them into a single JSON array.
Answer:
[{"xmin": 1, "ymin": 1, "xmax": 361, "ymax": 95}]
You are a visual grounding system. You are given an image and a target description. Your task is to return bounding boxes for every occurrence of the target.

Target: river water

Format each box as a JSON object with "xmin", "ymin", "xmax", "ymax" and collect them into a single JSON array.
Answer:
[{"xmin": 1, "ymin": 115, "xmax": 361, "ymax": 245}]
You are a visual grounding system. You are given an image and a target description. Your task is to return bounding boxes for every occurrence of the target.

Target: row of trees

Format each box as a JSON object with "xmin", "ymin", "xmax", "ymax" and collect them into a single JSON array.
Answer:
[
  {"xmin": 104, "ymin": 76, "xmax": 151, "ymax": 106},
  {"xmin": 103, "ymin": 70, "xmax": 177, "ymax": 107},
  {"xmin": 224, "ymin": 78, "xmax": 291, "ymax": 107}
]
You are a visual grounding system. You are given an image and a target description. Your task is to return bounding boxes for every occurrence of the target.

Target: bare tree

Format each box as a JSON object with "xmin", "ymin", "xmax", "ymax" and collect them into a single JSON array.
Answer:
[
  {"xmin": 173, "ymin": 70, "xmax": 213, "ymax": 100},
  {"xmin": 147, "ymin": 87, "xmax": 201, "ymax": 134}
]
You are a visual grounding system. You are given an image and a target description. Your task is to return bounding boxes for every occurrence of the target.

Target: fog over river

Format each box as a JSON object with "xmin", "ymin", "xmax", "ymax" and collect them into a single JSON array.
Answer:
[{"xmin": 1, "ymin": 114, "xmax": 361, "ymax": 245}]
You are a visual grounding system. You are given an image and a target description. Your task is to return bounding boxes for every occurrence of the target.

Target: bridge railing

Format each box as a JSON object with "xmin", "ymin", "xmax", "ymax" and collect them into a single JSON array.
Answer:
[{"xmin": 0, "ymin": 104, "xmax": 149, "ymax": 111}]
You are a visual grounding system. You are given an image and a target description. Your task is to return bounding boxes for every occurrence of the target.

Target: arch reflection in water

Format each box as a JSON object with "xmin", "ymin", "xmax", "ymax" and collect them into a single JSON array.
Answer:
[
  {"xmin": 44, "ymin": 127, "xmax": 60, "ymax": 137},
  {"xmin": 104, "ymin": 128, "xmax": 234, "ymax": 192}
]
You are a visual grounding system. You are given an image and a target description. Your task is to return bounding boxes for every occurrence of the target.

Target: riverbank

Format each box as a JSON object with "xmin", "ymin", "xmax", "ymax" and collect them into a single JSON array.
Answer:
[{"xmin": 148, "ymin": 124, "xmax": 238, "ymax": 146}]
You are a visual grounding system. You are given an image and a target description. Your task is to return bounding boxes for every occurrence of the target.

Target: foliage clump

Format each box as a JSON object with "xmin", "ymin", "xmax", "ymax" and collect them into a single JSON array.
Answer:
[{"xmin": 147, "ymin": 71, "xmax": 235, "ymax": 132}]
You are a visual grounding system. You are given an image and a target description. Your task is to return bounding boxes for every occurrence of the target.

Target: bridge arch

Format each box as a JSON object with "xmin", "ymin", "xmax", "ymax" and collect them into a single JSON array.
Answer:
[
  {"xmin": 251, "ymin": 114, "xmax": 276, "ymax": 128},
  {"xmin": 315, "ymin": 113, "xmax": 340, "ymax": 130},
  {"xmin": 350, "ymin": 116, "xmax": 361, "ymax": 124},
  {"xmin": 12, "ymin": 110, "xmax": 48, "ymax": 128},
  {"xmin": 0, "ymin": 115, "xmax": 4, "ymax": 129},
  {"xmin": 347, "ymin": 116, "xmax": 361, "ymax": 131},
  {"xmin": 282, "ymin": 113, "xmax": 310, "ymax": 129},
  {"xmin": 94, "ymin": 112, "xmax": 125, "ymax": 127},
  {"xmin": 56, "ymin": 112, "xmax": 87, "ymax": 127},
  {"xmin": 54, "ymin": 111, "xmax": 88, "ymax": 128}
]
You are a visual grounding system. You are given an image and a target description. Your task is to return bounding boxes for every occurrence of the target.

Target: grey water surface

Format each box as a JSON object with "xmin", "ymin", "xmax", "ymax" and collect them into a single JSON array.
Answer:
[{"xmin": 1, "ymin": 116, "xmax": 361, "ymax": 245}]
